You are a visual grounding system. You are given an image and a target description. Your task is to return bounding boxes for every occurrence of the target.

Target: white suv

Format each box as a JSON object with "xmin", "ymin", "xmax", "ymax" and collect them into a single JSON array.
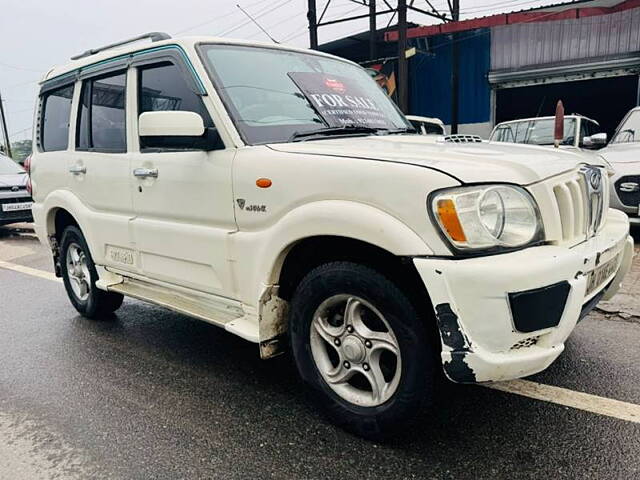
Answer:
[{"xmin": 30, "ymin": 33, "xmax": 633, "ymax": 439}]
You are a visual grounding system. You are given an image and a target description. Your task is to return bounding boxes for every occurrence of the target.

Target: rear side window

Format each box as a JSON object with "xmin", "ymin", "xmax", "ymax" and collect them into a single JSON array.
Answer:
[
  {"xmin": 138, "ymin": 62, "xmax": 212, "ymax": 150},
  {"xmin": 41, "ymin": 84, "xmax": 74, "ymax": 152},
  {"xmin": 76, "ymin": 72, "xmax": 127, "ymax": 153}
]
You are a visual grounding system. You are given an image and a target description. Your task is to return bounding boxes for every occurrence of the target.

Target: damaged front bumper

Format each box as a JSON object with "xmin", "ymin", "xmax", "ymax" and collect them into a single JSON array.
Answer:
[{"xmin": 414, "ymin": 208, "xmax": 634, "ymax": 383}]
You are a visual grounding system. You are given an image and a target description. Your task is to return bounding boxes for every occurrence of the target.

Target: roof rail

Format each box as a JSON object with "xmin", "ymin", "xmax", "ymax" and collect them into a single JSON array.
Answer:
[{"xmin": 71, "ymin": 32, "xmax": 172, "ymax": 61}]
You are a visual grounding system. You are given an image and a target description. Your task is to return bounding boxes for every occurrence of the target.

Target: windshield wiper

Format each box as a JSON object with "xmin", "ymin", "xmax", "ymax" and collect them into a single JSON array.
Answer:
[{"xmin": 289, "ymin": 125, "xmax": 384, "ymax": 142}]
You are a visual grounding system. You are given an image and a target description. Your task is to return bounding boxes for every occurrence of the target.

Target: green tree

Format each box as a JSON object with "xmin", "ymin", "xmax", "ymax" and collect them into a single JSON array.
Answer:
[{"xmin": 10, "ymin": 139, "xmax": 32, "ymax": 164}]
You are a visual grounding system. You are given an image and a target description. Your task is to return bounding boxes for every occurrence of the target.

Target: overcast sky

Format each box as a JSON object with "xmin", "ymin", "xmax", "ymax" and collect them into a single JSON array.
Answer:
[{"xmin": 0, "ymin": 0, "xmax": 566, "ymax": 143}]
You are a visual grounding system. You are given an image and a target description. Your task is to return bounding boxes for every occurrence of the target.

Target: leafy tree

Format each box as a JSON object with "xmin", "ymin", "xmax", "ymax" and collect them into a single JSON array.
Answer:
[{"xmin": 10, "ymin": 139, "xmax": 32, "ymax": 164}]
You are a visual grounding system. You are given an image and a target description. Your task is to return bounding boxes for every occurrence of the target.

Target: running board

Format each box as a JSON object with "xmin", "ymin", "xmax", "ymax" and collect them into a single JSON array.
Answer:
[{"xmin": 108, "ymin": 278, "xmax": 259, "ymax": 342}]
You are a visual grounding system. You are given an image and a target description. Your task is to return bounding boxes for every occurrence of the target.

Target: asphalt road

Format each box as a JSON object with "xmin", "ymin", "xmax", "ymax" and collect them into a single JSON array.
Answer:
[{"xmin": 1, "ymin": 224, "xmax": 639, "ymax": 479}]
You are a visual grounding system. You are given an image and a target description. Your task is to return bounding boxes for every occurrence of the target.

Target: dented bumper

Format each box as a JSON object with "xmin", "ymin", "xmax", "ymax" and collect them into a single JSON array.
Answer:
[{"xmin": 414, "ymin": 208, "xmax": 634, "ymax": 383}]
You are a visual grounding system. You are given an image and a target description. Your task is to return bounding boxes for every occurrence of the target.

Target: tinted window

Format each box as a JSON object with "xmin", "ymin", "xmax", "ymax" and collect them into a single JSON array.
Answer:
[
  {"xmin": 138, "ymin": 62, "xmax": 213, "ymax": 150},
  {"xmin": 76, "ymin": 72, "xmax": 127, "ymax": 152},
  {"xmin": 41, "ymin": 84, "xmax": 74, "ymax": 152}
]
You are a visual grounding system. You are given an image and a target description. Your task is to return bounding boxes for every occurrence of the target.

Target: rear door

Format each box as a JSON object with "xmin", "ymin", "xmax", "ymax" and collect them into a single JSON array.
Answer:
[
  {"xmin": 129, "ymin": 59, "xmax": 236, "ymax": 297},
  {"xmin": 68, "ymin": 69, "xmax": 134, "ymax": 270}
]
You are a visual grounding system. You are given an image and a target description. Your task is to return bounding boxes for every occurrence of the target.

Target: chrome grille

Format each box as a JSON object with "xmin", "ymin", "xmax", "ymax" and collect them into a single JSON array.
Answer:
[{"xmin": 551, "ymin": 167, "xmax": 607, "ymax": 245}]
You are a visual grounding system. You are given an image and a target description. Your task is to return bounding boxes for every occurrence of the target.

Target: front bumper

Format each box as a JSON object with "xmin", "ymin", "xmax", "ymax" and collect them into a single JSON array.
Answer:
[
  {"xmin": 415, "ymin": 208, "xmax": 634, "ymax": 383},
  {"xmin": 0, "ymin": 196, "xmax": 33, "ymax": 226}
]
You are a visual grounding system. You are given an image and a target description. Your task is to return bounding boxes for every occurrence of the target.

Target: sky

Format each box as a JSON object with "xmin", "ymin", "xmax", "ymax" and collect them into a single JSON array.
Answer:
[{"xmin": 0, "ymin": 0, "xmax": 569, "ymax": 143}]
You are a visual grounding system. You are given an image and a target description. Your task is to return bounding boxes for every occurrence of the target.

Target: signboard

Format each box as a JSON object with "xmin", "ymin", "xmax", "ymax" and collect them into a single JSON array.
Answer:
[{"xmin": 288, "ymin": 72, "xmax": 396, "ymax": 129}]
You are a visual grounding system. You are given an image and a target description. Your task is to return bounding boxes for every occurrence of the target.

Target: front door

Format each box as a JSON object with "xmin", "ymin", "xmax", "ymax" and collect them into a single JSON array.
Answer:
[{"xmin": 129, "ymin": 61, "xmax": 236, "ymax": 297}]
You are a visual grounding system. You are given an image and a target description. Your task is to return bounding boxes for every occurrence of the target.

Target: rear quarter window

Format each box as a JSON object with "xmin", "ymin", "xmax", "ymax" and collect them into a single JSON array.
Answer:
[{"xmin": 40, "ymin": 84, "xmax": 74, "ymax": 152}]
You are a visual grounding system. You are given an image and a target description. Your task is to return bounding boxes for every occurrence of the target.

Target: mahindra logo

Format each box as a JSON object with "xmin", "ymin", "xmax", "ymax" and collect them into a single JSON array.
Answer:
[
  {"xmin": 619, "ymin": 182, "xmax": 640, "ymax": 193},
  {"xmin": 11, "ymin": 186, "xmax": 19, "ymax": 192},
  {"xmin": 588, "ymin": 169, "xmax": 601, "ymax": 190},
  {"xmin": 580, "ymin": 166, "xmax": 604, "ymax": 238}
]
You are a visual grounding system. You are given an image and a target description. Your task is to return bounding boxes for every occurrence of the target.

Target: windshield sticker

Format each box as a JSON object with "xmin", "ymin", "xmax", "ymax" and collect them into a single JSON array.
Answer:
[{"xmin": 288, "ymin": 72, "xmax": 396, "ymax": 129}]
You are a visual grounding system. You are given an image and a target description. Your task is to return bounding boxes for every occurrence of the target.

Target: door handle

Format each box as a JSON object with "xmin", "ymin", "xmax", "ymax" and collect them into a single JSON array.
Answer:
[
  {"xmin": 133, "ymin": 168, "xmax": 158, "ymax": 179},
  {"xmin": 69, "ymin": 165, "xmax": 86, "ymax": 175}
]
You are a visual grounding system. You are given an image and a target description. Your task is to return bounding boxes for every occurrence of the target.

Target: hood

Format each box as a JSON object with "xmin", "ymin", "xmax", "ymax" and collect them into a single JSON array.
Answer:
[
  {"xmin": 0, "ymin": 173, "xmax": 28, "ymax": 188},
  {"xmin": 268, "ymin": 135, "xmax": 603, "ymax": 184},
  {"xmin": 598, "ymin": 142, "xmax": 640, "ymax": 165}
]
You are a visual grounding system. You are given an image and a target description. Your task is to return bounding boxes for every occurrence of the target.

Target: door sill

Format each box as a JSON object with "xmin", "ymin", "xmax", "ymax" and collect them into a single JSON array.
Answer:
[{"xmin": 107, "ymin": 277, "xmax": 259, "ymax": 342}]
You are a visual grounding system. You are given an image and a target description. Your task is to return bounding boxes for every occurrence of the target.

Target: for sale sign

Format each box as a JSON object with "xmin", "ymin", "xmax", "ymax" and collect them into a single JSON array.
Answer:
[{"xmin": 288, "ymin": 72, "xmax": 396, "ymax": 129}]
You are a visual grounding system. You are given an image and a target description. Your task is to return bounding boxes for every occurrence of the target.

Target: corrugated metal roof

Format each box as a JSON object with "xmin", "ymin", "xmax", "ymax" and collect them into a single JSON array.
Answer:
[
  {"xmin": 491, "ymin": 6, "xmax": 640, "ymax": 70},
  {"xmin": 386, "ymin": 0, "xmax": 634, "ymax": 41}
]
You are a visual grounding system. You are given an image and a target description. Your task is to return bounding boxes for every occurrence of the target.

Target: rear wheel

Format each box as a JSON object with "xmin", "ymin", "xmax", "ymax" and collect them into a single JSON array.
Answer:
[
  {"xmin": 289, "ymin": 261, "xmax": 434, "ymax": 440},
  {"xmin": 60, "ymin": 226, "xmax": 123, "ymax": 319}
]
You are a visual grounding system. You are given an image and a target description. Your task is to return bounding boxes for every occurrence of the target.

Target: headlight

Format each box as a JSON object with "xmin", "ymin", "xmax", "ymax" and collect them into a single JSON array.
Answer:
[{"xmin": 430, "ymin": 185, "xmax": 544, "ymax": 253}]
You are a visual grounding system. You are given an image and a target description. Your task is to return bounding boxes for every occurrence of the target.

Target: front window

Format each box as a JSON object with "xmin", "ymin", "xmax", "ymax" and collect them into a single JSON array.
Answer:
[
  {"xmin": 491, "ymin": 118, "xmax": 577, "ymax": 146},
  {"xmin": 612, "ymin": 110, "xmax": 640, "ymax": 143},
  {"xmin": 198, "ymin": 44, "xmax": 410, "ymax": 144}
]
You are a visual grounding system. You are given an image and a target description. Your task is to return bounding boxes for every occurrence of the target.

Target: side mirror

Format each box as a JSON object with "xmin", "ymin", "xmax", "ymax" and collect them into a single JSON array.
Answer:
[
  {"xmin": 583, "ymin": 132, "xmax": 607, "ymax": 149},
  {"xmin": 139, "ymin": 111, "xmax": 205, "ymax": 137},
  {"xmin": 138, "ymin": 111, "xmax": 223, "ymax": 151}
]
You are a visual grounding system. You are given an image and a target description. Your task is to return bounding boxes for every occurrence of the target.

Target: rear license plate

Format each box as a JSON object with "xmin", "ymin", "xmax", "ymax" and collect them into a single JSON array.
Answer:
[
  {"xmin": 586, "ymin": 255, "xmax": 620, "ymax": 296},
  {"xmin": 1, "ymin": 201, "xmax": 32, "ymax": 212}
]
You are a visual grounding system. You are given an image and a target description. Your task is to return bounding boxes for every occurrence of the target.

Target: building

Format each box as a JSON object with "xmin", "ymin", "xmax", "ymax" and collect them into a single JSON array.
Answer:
[{"xmin": 320, "ymin": 0, "xmax": 640, "ymax": 138}]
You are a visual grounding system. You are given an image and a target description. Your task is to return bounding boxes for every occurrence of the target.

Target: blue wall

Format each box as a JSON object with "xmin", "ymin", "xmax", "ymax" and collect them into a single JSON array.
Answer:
[{"xmin": 409, "ymin": 28, "xmax": 491, "ymax": 125}]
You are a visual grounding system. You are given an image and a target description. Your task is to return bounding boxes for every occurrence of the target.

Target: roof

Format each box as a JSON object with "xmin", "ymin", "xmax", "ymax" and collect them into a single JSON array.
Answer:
[
  {"xmin": 495, "ymin": 114, "xmax": 599, "ymax": 126},
  {"xmin": 385, "ymin": 0, "xmax": 635, "ymax": 41},
  {"xmin": 43, "ymin": 35, "xmax": 352, "ymax": 84}
]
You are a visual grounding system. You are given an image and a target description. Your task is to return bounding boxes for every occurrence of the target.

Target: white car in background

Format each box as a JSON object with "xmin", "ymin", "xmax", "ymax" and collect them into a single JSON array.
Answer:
[
  {"xmin": 598, "ymin": 107, "xmax": 640, "ymax": 225},
  {"xmin": 490, "ymin": 115, "xmax": 607, "ymax": 150},
  {"xmin": 406, "ymin": 115, "xmax": 445, "ymax": 135}
]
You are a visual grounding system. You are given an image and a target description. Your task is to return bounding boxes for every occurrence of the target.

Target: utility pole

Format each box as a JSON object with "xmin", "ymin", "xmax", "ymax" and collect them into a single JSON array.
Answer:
[
  {"xmin": 369, "ymin": 0, "xmax": 377, "ymax": 60},
  {"xmin": 0, "ymin": 91, "xmax": 12, "ymax": 159},
  {"xmin": 450, "ymin": 0, "xmax": 460, "ymax": 134},
  {"xmin": 307, "ymin": 0, "xmax": 318, "ymax": 50},
  {"xmin": 397, "ymin": 0, "xmax": 408, "ymax": 113}
]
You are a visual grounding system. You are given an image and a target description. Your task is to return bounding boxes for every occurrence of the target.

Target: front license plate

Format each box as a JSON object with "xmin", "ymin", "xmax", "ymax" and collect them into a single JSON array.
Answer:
[
  {"xmin": 1, "ymin": 201, "xmax": 32, "ymax": 212},
  {"xmin": 586, "ymin": 255, "xmax": 620, "ymax": 296}
]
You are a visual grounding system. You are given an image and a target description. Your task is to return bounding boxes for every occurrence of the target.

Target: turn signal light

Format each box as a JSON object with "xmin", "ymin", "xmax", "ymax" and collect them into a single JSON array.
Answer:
[
  {"xmin": 256, "ymin": 178, "xmax": 272, "ymax": 188},
  {"xmin": 436, "ymin": 199, "xmax": 466, "ymax": 242}
]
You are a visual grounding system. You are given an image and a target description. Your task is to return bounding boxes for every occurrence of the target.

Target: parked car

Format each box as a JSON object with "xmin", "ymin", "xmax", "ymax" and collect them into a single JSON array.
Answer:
[
  {"xmin": 490, "ymin": 115, "xmax": 607, "ymax": 150},
  {"xmin": 598, "ymin": 106, "xmax": 640, "ymax": 225},
  {"xmin": 0, "ymin": 153, "xmax": 33, "ymax": 225},
  {"xmin": 406, "ymin": 115, "xmax": 445, "ymax": 135},
  {"xmin": 30, "ymin": 33, "xmax": 633, "ymax": 439}
]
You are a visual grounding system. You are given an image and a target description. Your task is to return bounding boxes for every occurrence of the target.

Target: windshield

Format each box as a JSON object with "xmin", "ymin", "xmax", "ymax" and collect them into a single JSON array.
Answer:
[
  {"xmin": 0, "ymin": 155, "xmax": 24, "ymax": 175},
  {"xmin": 198, "ymin": 44, "xmax": 410, "ymax": 144},
  {"xmin": 611, "ymin": 110, "xmax": 640, "ymax": 143},
  {"xmin": 491, "ymin": 118, "xmax": 577, "ymax": 146}
]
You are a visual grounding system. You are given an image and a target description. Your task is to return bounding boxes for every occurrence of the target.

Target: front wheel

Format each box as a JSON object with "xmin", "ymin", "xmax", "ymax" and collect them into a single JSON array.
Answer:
[
  {"xmin": 289, "ymin": 262, "xmax": 434, "ymax": 440},
  {"xmin": 60, "ymin": 226, "xmax": 123, "ymax": 319}
]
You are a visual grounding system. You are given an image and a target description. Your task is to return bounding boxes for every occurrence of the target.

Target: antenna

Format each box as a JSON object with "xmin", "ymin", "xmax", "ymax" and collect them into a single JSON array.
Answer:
[{"xmin": 236, "ymin": 4, "xmax": 280, "ymax": 44}]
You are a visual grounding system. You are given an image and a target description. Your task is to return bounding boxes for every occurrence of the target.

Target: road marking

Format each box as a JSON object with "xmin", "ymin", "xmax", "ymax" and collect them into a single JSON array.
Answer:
[
  {"xmin": 485, "ymin": 379, "xmax": 640, "ymax": 424},
  {"xmin": 2, "ymin": 259, "xmax": 640, "ymax": 424},
  {"xmin": 0, "ymin": 260, "xmax": 61, "ymax": 283}
]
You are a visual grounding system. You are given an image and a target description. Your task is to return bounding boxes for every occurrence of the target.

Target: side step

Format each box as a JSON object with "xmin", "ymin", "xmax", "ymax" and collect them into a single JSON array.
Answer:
[{"xmin": 108, "ymin": 278, "xmax": 259, "ymax": 342}]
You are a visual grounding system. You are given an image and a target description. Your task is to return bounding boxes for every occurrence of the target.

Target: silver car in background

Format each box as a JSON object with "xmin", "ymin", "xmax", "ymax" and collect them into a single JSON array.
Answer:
[
  {"xmin": 598, "ymin": 107, "xmax": 640, "ymax": 226},
  {"xmin": 0, "ymin": 154, "xmax": 33, "ymax": 226}
]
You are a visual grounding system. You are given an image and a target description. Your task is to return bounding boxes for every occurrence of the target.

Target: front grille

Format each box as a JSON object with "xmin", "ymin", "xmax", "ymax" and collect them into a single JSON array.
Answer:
[
  {"xmin": 614, "ymin": 175, "xmax": 640, "ymax": 208},
  {"xmin": 551, "ymin": 167, "xmax": 607, "ymax": 245},
  {"xmin": 0, "ymin": 186, "xmax": 26, "ymax": 192}
]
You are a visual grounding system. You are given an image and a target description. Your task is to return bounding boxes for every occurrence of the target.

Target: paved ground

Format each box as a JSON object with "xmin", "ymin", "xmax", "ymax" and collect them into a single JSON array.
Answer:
[{"xmin": 1, "ymin": 223, "xmax": 639, "ymax": 479}]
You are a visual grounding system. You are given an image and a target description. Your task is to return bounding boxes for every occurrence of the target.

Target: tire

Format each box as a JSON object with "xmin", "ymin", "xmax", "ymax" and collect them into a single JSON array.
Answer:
[
  {"xmin": 59, "ymin": 225, "xmax": 124, "ymax": 319},
  {"xmin": 289, "ymin": 261, "xmax": 434, "ymax": 440}
]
